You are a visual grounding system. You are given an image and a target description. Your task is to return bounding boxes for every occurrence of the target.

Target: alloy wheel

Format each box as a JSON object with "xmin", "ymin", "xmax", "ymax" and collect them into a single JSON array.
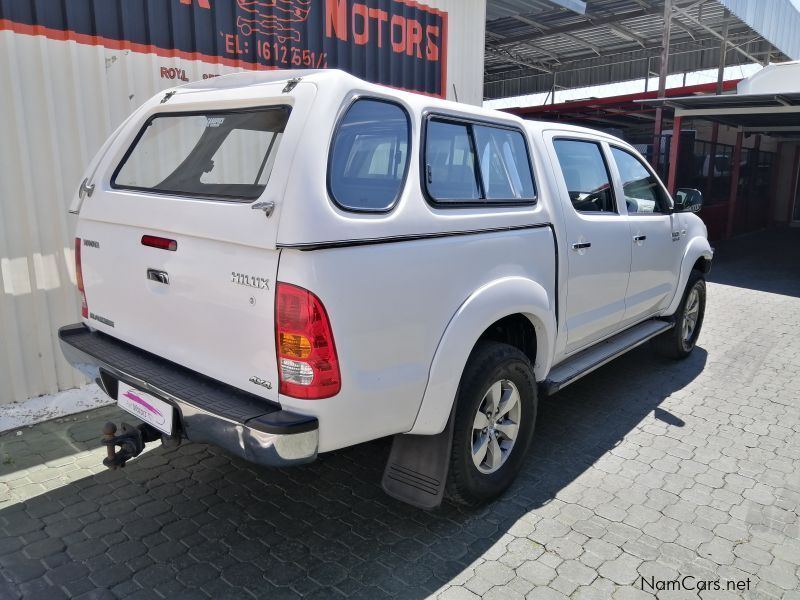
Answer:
[
  {"xmin": 471, "ymin": 379, "xmax": 522, "ymax": 474},
  {"xmin": 682, "ymin": 287, "xmax": 700, "ymax": 348}
]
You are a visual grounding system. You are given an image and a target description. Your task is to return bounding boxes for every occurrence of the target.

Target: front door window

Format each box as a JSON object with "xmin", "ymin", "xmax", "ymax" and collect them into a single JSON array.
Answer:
[{"xmin": 609, "ymin": 146, "xmax": 681, "ymax": 322}]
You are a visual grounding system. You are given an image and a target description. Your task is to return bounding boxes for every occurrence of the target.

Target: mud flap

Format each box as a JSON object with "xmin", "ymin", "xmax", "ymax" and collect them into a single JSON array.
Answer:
[{"xmin": 381, "ymin": 404, "xmax": 457, "ymax": 509}]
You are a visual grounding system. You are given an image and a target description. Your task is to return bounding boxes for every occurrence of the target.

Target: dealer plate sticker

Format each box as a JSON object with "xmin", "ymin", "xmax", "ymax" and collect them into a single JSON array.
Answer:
[{"xmin": 117, "ymin": 382, "xmax": 173, "ymax": 435}]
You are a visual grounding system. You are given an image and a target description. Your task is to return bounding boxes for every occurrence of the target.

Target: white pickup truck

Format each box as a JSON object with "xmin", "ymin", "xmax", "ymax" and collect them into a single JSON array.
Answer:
[{"xmin": 59, "ymin": 70, "xmax": 712, "ymax": 509}]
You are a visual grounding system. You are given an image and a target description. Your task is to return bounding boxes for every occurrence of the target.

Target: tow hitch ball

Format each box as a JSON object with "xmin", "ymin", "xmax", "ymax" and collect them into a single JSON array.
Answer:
[{"xmin": 101, "ymin": 422, "xmax": 181, "ymax": 469}]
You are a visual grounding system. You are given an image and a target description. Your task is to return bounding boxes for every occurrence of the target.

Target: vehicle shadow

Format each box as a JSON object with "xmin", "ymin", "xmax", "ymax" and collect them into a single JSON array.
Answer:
[
  {"xmin": 0, "ymin": 345, "xmax": 707, "ymax": 599},
  {"xmin": 708, "ymin": 227, "xmax": 800, "ymax": 298}
]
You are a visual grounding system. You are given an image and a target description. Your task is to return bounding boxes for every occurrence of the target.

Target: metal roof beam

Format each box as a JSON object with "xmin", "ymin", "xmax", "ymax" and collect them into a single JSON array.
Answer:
[
  {"xmin": 574, "ymin": 114, "xmax": 641, "ymax": 127},
  {"xmin": 486, "ymin": 33, "xmax": 770, "ymax": 82},
  {"xmin": 680, "ymin": 0, "xmax": 714, "ymax": 11},
  {"xmin": 509, "ymin": 16, "xmax": 564, "ymax": 62},
  {"xmin": 484, "ymin": 47, "xmax": 553, "ymax": 74},
  {"xmin": 604, "ymin": 22, "xmax": 648, "ymax": 48},
  {"xmin": 602, "ymin": 107, "xmax": 656, "ymax": 121},
  {"xmin": 742, "ymin": 126, "xmax": 800, "ymax": 133},
  {"xmin": 524, "ymin": 113, "xmax": 629, "ymax": 127},
  {"xmin": 674, "ymin": 105, "xmax": 800, "ymax": 117},
  {"xmin": 545, "ymin": 0, "xmax": 587, "ymax": 14},
  {"xmin": 492, "ymin": 0, "xmax": 704, "ymax": 48},
  {"xmin": 669, "ymin": 18, "xmax": 697, "ymax": 41},
  {"xmin": 492, "ymin": 6, "xmax": 662, "ymax": 47},
  {"xmin": 559, "ymin": 32, "xmax": 602, "ymax": 56},
  {"xmin": 510, "ymin": 14, "xmax": 547, "ymax": 33},
  {"xmin": 514, "ymin": 43, "xmax": 563, "ymax": 64},
  {"xmin": 672, "ymin": 5, "xmax": 762, "ymax": 64}
]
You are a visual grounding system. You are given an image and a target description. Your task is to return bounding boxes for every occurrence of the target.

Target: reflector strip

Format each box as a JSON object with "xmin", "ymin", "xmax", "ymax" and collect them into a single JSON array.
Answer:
[{"xmin": 75, "ymin": 238, "xmax": 88, "ymax": 318}]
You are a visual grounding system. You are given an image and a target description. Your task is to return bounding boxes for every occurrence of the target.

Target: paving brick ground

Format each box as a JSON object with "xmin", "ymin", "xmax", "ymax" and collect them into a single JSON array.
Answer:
[{"xmin": 1, "ymin": 229, "xmax": 799, "ymax": 600}]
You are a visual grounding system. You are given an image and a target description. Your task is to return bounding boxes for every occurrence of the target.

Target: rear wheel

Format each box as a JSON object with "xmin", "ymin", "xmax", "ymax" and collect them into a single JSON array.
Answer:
[
  {"xmin": 446, "ymin": 341, "xmax": 537, "ymax": 506},
  {"xmin": 652, "ymin": 271, "xmax": 706, "ymax": 359}
]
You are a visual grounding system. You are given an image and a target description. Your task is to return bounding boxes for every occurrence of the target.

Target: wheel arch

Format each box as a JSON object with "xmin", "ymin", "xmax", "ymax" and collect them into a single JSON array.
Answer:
[
  {"xmin": 476, "ymin": 313, "xmax": 538, "ymax": 369},
  {"xmin": 664, "ymin": 237, "xmax": 713, "ymax": 316},
  {"xmin": 692, "ymin": 255, "xmax": 712, "ymax": 274},
  {"xmin": 408, "ymin": 277, "xmax": 555, "ymax": 436}
]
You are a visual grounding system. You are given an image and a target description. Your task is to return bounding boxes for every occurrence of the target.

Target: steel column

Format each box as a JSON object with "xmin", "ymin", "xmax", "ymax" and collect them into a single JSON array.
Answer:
[
  {"xmin": 718, "ymin": 9, "xmax": 730, "ymax": 81},
  {"xmin": 667, "ymin": 116, "xmax": 682, "ymax": 195},
  {"xmin": 747, "ymin": 134, "xmax": 761, "ymax": 229},
  {"xmin": 787, "ymin": 146, "xmax": 800, "ymax": 223},
  {"xmin": 767, "ymin": 141, "xmax": 782, "ymax": 225},
  {"xmin": 725, "ymin": 130, "xmax": 744, "ymax": 239},
  {"xmin": 651, "ymin": 0, "xmax": 673, "ymax": 170},
  {"xmin": 705, "ymin": 10, "xmax": 729, "ymax": 204},
  {"xmin": 705, "ymin": 124, "xmax": 719, "ymax": 201}
]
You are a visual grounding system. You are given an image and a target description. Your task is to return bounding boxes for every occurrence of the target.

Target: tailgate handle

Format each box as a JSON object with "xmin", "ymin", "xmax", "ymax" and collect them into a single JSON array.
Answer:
[
  {"xmin": 147, "ymin": 269, "xmax": 169, "ymax": 285},
  {"xmin": 252, "ymin": 201, "xmax": 275, "ymax": 218}
]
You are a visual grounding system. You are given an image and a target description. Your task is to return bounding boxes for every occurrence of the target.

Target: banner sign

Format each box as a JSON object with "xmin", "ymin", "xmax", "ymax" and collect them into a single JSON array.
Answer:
[{"xmin": 0, "ymin": 0, "xmax": 448, "ymax": 97}]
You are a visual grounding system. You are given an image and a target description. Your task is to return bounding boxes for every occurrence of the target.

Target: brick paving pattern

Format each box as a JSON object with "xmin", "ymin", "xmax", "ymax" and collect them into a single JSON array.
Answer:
[{"xmin": 1, "ymin": 229, "xmax": 799, "ymax": 599}]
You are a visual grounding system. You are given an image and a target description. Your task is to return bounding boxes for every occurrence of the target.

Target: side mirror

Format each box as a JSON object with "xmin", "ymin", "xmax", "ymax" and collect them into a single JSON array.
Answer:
[{"xmin": 674, "ymin": 188, "xmax": 703, "ymax": 213}]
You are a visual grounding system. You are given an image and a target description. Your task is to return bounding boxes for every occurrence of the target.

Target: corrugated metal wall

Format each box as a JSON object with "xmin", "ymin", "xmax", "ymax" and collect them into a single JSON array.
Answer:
[
  {"xmin": 437, "ymin": 0, "xmax": 486, "ymax": 104},
  {"xmin": 0, "ymin": 0, "xmax": 485, "ymax": 405},
  {"xmin": 720, "ymin": 0, "xmax": 800, "ymax": 60}
]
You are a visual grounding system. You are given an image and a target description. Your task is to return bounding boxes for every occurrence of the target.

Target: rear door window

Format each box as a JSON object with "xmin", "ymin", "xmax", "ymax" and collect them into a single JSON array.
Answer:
[
  {"xmin": 423, "ymin": 117, "xmax": 536, "ymax": 205},
  {"xmin": 112, "ymin": 107, "xmax": 289, "ymax": 201},
  {"xmin": 328, "ymin": 99, "xmax": 410, "ymax": 212}
]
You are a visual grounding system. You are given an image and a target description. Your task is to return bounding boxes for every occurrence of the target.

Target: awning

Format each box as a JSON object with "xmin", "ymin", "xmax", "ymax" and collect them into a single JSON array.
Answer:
[
  {"xmin": 483, "ymin": 0, "xmax": 794, "ymax": 100},
  {"xmin": 638, "ymin": 92, "xmax": 800, "ymax": 134}
]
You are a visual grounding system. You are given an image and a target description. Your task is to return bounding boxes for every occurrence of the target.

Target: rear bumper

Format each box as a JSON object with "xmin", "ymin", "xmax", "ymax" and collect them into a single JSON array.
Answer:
[{"xmin": 58, "ymin": 323, "xmax": 317, "ymax": 467}]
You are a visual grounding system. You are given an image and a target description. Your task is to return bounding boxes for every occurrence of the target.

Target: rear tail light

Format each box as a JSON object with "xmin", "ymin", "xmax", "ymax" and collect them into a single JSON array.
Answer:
[
  {"xmin": 275, "ymin": 283, "xmax": 340, "ymax": 399},
  {"xmin": 75, "ymin": 238, "xmax": 88, "ymax": 318}
]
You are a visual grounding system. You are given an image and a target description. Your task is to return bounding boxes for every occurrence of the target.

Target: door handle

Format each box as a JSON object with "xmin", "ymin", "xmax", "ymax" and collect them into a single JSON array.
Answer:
[
  {"xmin": 633, "ymin": 235, "xmax": 647, "ymax": 242},
  {"xmin": 571, "ymin": 242, "xmax": 592, "ymax": 250}
]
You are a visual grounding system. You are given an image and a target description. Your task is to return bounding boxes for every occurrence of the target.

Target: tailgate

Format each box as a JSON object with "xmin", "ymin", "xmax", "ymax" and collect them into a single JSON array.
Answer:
[{"xmin": 76, "ymin": 223, "xmax": 281, "ymax": 398}]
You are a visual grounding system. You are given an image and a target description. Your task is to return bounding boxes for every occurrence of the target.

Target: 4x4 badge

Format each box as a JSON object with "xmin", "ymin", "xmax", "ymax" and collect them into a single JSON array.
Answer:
[{"xmin": 249, "ymin": 376, "xmax": 272, "ymax": 390}]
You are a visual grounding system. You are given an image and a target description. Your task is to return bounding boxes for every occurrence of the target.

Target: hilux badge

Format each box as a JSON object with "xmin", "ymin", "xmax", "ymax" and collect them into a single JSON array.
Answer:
[{"xmin": 231, "ymin": 272, "xmax": 270, "ymax": 290}]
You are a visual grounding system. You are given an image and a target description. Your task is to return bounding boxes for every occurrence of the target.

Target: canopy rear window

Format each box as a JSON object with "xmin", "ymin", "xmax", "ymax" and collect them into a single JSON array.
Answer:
[{"xmin": 112, "ymin": 107, "xmax": 289, "ymax": 201}]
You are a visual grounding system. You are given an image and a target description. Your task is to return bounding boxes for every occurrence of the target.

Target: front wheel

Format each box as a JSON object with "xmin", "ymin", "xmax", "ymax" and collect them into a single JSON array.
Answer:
[
  {"xmin": 446, "ymin": 341, "xmax": 537, "ymax": 506},
  {"xmin": 652, "ymin": 271, "xmax": 706, "ymax": 359}
]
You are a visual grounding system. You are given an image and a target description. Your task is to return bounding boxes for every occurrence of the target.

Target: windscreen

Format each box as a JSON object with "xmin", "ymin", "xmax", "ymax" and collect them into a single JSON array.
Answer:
[{"xmin": 112, "ymin": 107, "xmax": 289, "ymax": 201}]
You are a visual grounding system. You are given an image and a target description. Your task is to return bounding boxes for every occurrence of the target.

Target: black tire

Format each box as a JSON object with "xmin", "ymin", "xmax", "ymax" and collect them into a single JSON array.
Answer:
[
  {"xmin": 446, "ymin": 341, "xmax": 537, "ymax": 507},
  {"xmin": 652, "ymin": 270, "xmax": 706, "ymax": 360}
]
